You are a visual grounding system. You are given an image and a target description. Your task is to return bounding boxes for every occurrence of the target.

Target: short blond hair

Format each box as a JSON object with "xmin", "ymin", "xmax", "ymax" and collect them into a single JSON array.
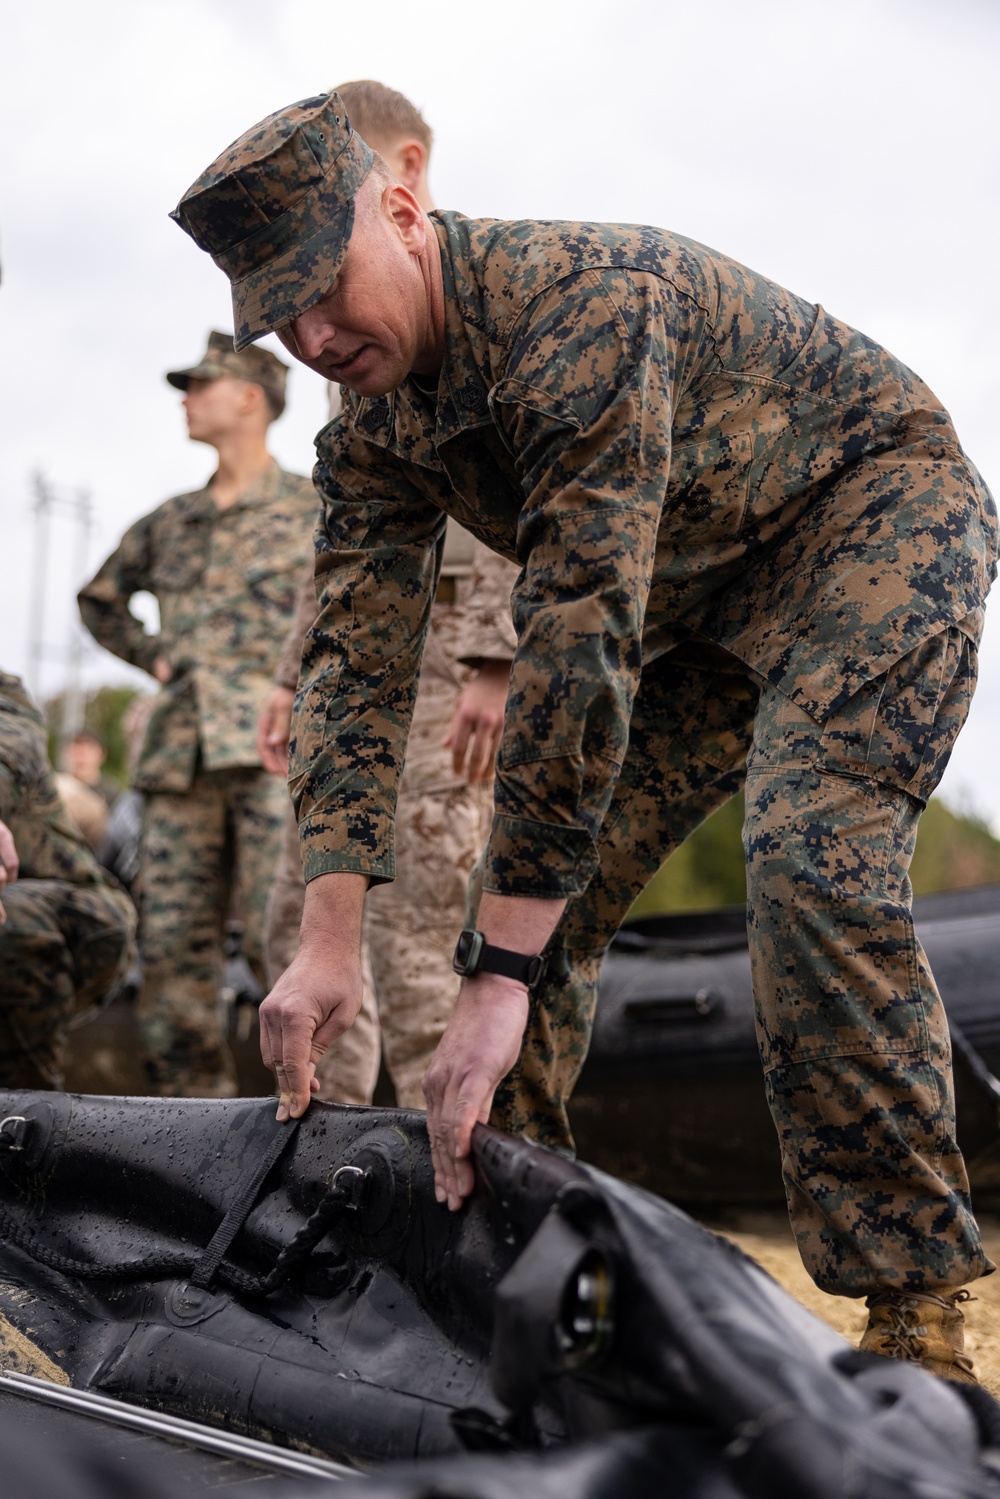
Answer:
[{"xmin": 334, "ymin": 80, "xmax": 433, "ymax": 156}]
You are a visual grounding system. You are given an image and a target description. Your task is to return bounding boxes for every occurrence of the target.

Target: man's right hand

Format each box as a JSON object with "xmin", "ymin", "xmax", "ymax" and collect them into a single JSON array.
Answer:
[
  {"xmin": 257, "ymin": 685, "xmax": 295, "ymax": 776},
  {"xmin": 258, "ymin": 871, "xmax": 368, "ymax": 1120},
  {"xmin": 259, "ymin": 944, "xmax": 363, "ymax": 1119},
  {"xmin": 0, "ymin": 818, "xmax": 19, "ymax": 924}
]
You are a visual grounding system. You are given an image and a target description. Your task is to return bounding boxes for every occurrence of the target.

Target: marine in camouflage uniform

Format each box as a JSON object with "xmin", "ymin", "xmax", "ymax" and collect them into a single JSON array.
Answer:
[
  {"xmin": 264, "ymin": 523, "xmax": 516, "ymax": 1107},
  {"xmin": 78, "ymin": 334, "xmax": 316, "ymax": 1097},
  {"xmin": 0, "ymin": 673, "xmax": 135, "ymax": 1089},
  {"xmin": 173, "ymin": 96, "xmax": 998, "ymax": 1312}
]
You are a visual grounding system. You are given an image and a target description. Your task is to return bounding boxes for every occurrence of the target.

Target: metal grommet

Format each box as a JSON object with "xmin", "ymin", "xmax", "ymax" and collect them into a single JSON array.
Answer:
[{"xmin": 0, "ymin": 1115, "xmax": 28, "ymax": 1151}]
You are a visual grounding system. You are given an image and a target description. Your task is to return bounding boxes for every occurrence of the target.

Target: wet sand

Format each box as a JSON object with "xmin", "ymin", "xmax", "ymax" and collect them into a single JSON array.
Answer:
[{"xmin": 707, "ymin": 1210, "xmax": 1000, "ymax": 1396}]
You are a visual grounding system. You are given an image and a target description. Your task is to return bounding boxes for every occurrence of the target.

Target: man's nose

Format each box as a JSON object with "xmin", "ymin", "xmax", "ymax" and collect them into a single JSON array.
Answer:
[{"xmin": 289, "ymin": 308, "xmax": 335, "ymax": 361}]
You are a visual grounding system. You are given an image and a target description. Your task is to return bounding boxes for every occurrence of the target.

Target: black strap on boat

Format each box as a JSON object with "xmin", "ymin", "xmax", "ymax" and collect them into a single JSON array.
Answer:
[
  {"xmin": 0, "ymin": 1112, "xmax": 356, "ymax": 1297},
  {"xmin": 190, "ymin": 1119, "xmax": 302, "ymax": 1290}
]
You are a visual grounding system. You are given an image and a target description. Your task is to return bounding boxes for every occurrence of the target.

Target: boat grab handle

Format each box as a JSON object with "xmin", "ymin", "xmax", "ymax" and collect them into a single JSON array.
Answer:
[{"xmin": 623, "ymin": 989, "xmax": 721, "ymax": 1023}]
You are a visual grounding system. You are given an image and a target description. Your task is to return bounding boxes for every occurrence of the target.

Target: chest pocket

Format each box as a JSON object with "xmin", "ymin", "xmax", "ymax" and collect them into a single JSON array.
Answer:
[
  {"xmin": 244, "ymin": 558, "xmax": 301, "ymax": 618},
  {"xmin": 148, "ymin": 509, "xmax": 209, "ymax": 590}
]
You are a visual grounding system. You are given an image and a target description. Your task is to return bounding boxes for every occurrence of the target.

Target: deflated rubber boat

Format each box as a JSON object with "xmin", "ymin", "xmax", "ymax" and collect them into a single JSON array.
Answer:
[
  {"xmin": 0, "ymin": 1093, "xmax": 998, "ymax": 1497},
  {"xmin": 571, "ymin": 883, "xmax": 1000, "ymax": 1207}
]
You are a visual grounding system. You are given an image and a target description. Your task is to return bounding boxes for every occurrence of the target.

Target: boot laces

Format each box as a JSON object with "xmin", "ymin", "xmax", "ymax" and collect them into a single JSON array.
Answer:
[
  {"xmin": 872, "ymin": 1289, "xmax": 975, "ymax": 1364},
  {"xmin": 878, "ymin": 1298, "xmax": 927, "ymax": 1362}
]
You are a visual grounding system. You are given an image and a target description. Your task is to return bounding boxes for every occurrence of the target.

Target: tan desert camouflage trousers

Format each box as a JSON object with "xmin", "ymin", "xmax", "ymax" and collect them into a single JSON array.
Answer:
[
  {"xmin": 139, "ymin": 764, "xmax": 288, "ymax": 1096},
  {"xmin": 265, "ymin": 631, "xmax": 492, "ymax": 1108},
  {"xmin": 487, "ymin": 625, "xmax": 992, "ymax": 1298}
]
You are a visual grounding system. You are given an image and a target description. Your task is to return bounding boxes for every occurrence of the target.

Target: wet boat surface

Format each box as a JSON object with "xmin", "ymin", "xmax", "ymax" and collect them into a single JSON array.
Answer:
[{"xmin": 0, "ymin": 1092, "xmax": 998, "ymax": 1495}]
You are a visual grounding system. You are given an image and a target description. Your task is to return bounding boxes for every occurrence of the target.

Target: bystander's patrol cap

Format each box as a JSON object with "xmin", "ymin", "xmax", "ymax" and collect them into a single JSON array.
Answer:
[
  {"xmin": 170, "ymin": 92, "xmax": 373, "ymax": 351},
  {"xmin": 166, "ymin": 331, "xmax": 289, "ymax": 416}
]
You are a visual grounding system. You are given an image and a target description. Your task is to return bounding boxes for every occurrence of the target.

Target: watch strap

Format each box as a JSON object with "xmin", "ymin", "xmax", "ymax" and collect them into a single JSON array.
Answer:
[
  {"xmin": 453, "ymin": 929, "xmax": 544, "ymax": 990},
  {"xmin": 477, "ymin": 941, "xmax": 540, "ymax": 987}
]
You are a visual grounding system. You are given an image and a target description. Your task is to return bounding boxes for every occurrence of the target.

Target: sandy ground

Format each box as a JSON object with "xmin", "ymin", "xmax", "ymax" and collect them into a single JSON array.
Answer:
[{"xmin": 705, "ymin": 1210, "xmax": 1000, "ymax": 1395}]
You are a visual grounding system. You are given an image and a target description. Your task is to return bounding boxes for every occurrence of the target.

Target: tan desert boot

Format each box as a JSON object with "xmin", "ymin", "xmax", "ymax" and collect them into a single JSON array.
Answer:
[{"xmin": 860, "ymin": 1288, "xmax": 977, "ymax": 1384}]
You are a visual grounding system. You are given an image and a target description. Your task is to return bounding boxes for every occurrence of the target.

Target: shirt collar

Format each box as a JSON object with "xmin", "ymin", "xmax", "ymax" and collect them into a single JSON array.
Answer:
[
  {"xmin": 219, "ymin": 456, "xmax": 283, "ymax": 512},
  {"xmin": 182, "ymin": 457, "xmax": 283, "ymax": 519}
]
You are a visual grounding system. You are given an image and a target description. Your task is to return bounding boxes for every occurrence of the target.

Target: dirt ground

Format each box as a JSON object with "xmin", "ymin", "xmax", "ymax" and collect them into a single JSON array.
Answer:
[{"xmin": 705, "ymin": 1209, "xmax": 1000, "ymax": 1395}]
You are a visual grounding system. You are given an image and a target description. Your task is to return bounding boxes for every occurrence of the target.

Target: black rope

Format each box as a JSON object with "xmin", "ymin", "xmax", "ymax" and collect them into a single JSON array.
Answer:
[
  {"xmin": 0, "ymin": 1204, "xmax": 194, "ymax": 1284},
  {"xmin": 241, "ymin": 1165, "xmax": 368, "ymax": 1297},
  {"xmin": 190, "ymin": 1120, "xmax": 302, "ymax": 1289},
  {"xmin": 0, "ymin": 1118, "xmax": 367, "ymax": 1299}
]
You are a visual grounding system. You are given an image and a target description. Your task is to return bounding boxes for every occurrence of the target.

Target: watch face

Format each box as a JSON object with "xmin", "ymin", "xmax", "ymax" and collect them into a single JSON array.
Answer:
[{"xmin": 453, "ymin": 929, "xmax": 483, "ymax": 975}]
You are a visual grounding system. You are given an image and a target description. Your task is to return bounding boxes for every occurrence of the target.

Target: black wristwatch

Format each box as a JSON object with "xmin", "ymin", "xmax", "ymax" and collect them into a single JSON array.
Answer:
[{"xmin": 453, "ymin": 929, "xmax": 544, "ymax": 991}]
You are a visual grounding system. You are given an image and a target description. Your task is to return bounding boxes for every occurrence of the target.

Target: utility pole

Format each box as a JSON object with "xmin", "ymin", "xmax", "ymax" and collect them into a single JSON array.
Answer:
[
  {"xmin": 60, "ymin": 488, "xmax": 95, "ymax": 747},
  {"xmin": 26, "ymin": 470, "xmax": 53, "ymax": 701},
  {"xmin": 25, "ymin": 472, "xmax": 95, "ymax": 759}
]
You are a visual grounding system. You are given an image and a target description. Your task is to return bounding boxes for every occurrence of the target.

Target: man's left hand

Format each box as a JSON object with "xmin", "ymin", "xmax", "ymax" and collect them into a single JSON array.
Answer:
[{"xmin": 421, "ymin": 974, "xmax": 530, "ymax": 1210}]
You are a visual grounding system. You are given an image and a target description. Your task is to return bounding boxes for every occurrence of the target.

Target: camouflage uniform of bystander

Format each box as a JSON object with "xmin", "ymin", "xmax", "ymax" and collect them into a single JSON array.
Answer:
[
  {"xmin": 0, "ymin": 673, "xmax": 135, "ymax": 1088},
  {"xmin": 78, "ymin": 335, "xmax": 316, "ymax": 1095}
]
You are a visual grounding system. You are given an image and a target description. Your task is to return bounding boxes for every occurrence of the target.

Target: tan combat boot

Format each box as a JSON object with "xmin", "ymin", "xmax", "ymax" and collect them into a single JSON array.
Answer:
[{"xmin": 860, "ymin": 1288, "xmax": 977, "ymax": 1384}]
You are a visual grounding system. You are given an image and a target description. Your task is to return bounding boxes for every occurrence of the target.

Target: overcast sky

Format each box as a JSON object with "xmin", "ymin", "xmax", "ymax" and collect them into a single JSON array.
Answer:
[{"xmin": 3, "ymin": 0, "xmax": 999, "ymax": 826}]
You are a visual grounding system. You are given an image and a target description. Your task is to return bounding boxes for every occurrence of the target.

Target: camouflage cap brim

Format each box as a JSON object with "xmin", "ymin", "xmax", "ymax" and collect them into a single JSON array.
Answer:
[
  {"xmin": 164, "ymin": 330, "xmax": 289, "ymax": 403},
  {"xmin": 165, "ymin": 358, "xmax": 232, "ymax": 391},
  {"xmin": 229, "ymin": 195, "xmax": 356, "ymax": 351},
  {"xmin": 171, "ymin": 94, "xmax": 373, "ymax": 353}
]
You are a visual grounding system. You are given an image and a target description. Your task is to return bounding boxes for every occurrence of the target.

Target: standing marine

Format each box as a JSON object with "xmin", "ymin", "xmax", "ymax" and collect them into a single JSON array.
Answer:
[
  {"xmin": 78, "ymin": 337, "xmax": 316, "ymax": 1096},
  {"xmin": 173, "ymin": 92, "xmax": 998, "ymax": 1379}
]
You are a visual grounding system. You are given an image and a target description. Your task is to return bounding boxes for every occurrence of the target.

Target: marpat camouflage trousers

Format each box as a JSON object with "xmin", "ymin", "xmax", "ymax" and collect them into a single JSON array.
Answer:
[
  {"xmin": 0, "ymin": 879, "xmax": 135, "ymax": 1088},
  {"xmin": 488, "ymin": 626, "xmax": 992, "ymax": 1297},
  {"xmin": 265, "ymin": 651, "xmax": 492, "ymax": 1108},
  {"xmin": 138, "ymin": 764, "xmax": 287, "ymax": 1097}
]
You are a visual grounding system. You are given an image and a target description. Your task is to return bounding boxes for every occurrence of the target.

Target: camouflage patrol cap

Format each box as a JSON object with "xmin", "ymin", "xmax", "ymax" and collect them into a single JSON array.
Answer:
[
  {"xmin": 170, "ymin": 92, "xmax": 373, "ymax": 351},
  {"xmin": 165, "ymin": 330, "xmax": 289, "ymax": 416}
]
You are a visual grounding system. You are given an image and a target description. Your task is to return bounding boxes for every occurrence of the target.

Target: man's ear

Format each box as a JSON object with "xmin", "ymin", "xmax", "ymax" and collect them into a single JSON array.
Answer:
[
  {"xmin": 241, "ymin": 380, "xmax": 267, "ymax": 421},
  {"xmin": 386, "ymin": 183, "xmax": 427, "ymax": 253},
  {"xmin": 391, "ymin": 138, "xmax": 427, "ymax": 193}
]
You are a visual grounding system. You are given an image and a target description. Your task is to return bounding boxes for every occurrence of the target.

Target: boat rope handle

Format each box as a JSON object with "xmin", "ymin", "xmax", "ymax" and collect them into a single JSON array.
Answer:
[
  {"xmin": 0, "ymin": 1113, "xmax": 368, "ymax": 1299},
  {"xmin": 190, "ymin": 1119, "xmax": 302, "ymax": 1289}
]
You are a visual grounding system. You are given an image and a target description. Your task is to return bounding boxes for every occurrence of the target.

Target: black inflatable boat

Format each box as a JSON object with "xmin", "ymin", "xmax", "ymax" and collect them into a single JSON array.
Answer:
[
  {"xmin": 571, "ymin": 883, "xmax": 1000, "ymax": 1206},
  {"xmin": 0, "ymin": 1092, "xmax": 998, "ymax": 1497}
]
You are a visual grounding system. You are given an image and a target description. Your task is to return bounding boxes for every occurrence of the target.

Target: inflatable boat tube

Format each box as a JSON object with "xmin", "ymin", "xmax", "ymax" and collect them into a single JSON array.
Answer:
[
  {"xmin": 0, "ymin": 1093, "xmax": 997, "ymax": 1496},
  {"xmin": 571, "ymin": 884, "xmax": 1000, "ymax": 1205}
]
